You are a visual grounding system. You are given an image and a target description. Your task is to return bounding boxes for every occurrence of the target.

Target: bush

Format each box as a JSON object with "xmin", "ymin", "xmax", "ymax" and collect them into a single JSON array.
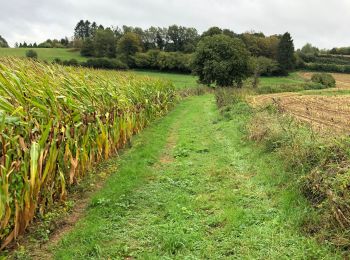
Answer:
[
  {"xmin": 134, "ymin": 51, "xmax": 192, "ymax": 73},
  {"xmin": 25, "ymin": 49, "xmax": 38, "ymax": 59},
  {"xmin": 311, "ymin": 73, "xmax": 336, "ymax": 88},
  {"xmin": 52, "ymin": 58, "xmax": 62, "ymax": 64},
  {"xmin": 62, "ymin": 59, "xmax": 79, "ymax": 67},
  {"xmin": 83, "ymin": 58, "xmax": 128, "ymax": 70},
  {"xmin": 37, "ymin": 42, "xmax": 52, "ymax": 48}
]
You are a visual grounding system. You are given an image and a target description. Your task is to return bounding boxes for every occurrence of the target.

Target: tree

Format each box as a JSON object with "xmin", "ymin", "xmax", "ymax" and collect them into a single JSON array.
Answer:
[
  {"xmin": 81, "ymin": 38, "xmax": 95, "ymax": 57},
  {"xmin": 164, "ymin": 25, "xmax": 199, "ymax": 52},
  {"xmin": 201, "ymin": 27, "xmax": 223, "ymax": 38},
  {"xmin": 192, "ymin": 34, "xmax": 251, "ymax": 87},
  {"xmin": 60, "ymin": 37, "xmax": 69, "ymax": 47},
  {"xmin": 117, "ymin": 32, "xmax": 142, "ymax": 66},
  {"xmin": 0, "ymin": 35, "xmax": 9, "ymax": 47},
  {"xmin": 156, "ymin": 28, "xmax": 167, "ymax": 50},
  {"xmin": 74, "ymin": 20, "xmax": 92, "ymax": 40},
  {"xmin": 222, "ymin": 29, "xmax": 236, "ymax": 38},
  {"xmin": 300, "ymin": 43, "xmax": 319, "ymax": 56},
  {"xmin": 26, "ymin": 50, "xmax": 38, "ymax": 59},
  {"xmin": 94, "ymin": 28, "xmax": 117, "ymax": 58},
  {"xmin": 277, "ymin": 32, "xmax": 296, "ymax": 75}
]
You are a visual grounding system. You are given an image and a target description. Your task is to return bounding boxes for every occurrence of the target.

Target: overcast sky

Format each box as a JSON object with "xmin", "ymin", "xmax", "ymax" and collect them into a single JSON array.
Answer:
[{"xmin": 1, "ymin": 0, "xmax": 349, "ymax": 49}]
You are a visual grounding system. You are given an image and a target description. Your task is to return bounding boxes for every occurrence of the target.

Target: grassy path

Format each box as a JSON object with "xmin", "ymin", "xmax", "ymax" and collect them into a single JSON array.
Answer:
[{"xmin": 52, "ymin": 95, "xmax": 339, "ymax": 259}]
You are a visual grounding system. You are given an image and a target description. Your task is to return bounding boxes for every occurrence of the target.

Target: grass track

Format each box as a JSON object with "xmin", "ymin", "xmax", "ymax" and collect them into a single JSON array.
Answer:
[{"xmin": 47, "ymin": 95, "xmax": 341, "ymax": 259}]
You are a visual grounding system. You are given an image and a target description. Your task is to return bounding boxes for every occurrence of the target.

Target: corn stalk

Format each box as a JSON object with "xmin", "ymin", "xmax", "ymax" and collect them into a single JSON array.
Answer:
[{"xmin": 0, "ymin": 58, "xmax": 176, "ymax": 249}]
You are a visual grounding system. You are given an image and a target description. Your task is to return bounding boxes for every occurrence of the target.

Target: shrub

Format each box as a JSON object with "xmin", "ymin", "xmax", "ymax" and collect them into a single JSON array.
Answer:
[
  {"xmin": 26, "ymin": 49, "xmax": 38, "ymax": 59},
  {"xmin": 134, "ymin": 52, "xmax": 152, "ymax": 68},
  {"xmin": 62, "ymin": 59, "xmax": 79, "ymax": 66},
  {"xmin": 37, "ymin": 42, "xmax": 52, "ymax": 48},
  {"xmin": 52, "ymin": 58, "xmax": 62, "ymax": 64},
  {"xmin": 134, "ymin": 51, "xmax": 192, "ymax": 73},
  {"xmin": 83, "ymin": 58, "xmax": 128, "ymax": 70},
  {"xmin": 311, "ymin": 73, "xmax": 336, "ymax": 88}
]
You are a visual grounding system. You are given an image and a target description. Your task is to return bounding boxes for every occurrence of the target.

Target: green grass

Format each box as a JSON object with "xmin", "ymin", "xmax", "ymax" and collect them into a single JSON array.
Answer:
[
  {"xmin": 0, "ymin": 48, "xmax": 87, "ymax": 62},
  {"xmin": 133, "ymin": 70, "xmax": 198, "ymax": 89},
  {"xmin": 133, "ymin": 70, "xmax": 308, "ymax": 92},
  {"xmin": 47, "ymin": 95, "xmax": 340, "ymax": 259},
  {"xmin": 259, "ymin": 72, "xmax": 306, "ymax": 86}
]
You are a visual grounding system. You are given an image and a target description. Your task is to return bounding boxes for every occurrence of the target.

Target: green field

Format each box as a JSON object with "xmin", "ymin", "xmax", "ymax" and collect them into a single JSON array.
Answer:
[
  {"xmin": 133, "ymin": 71, "xmax": 307, "ymax": 90},
  {"xmin": 134, "ymin": 70, "xmax": 199, "ymax": 89},
  {"xmin": 259, "ymin": 72, "xmax": 306, "ymax": 86},
  {"xmin": 0, "ymin": 48, "xmax": 87, "ymax": 62}
]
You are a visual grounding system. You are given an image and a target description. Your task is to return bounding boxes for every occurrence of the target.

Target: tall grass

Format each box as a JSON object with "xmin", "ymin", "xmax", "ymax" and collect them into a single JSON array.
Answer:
[
  {"xmin": 0, "ymin": 58, "xmax": 176, "ymax": 248},
  {"xmin": 247, "ymin": 106, "xmax": 350, "ymax": 249}
]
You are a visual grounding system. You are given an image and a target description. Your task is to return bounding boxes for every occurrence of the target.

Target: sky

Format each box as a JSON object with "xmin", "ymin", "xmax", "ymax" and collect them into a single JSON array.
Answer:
[{"xmin": 1, "ymin": 0, "xmax": 349, "ymax": 49}]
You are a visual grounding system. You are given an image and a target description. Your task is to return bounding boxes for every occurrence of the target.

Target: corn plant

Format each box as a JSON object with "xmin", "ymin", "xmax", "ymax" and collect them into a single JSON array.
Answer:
[{"xmin": 0, "ymin": 58, "xmax": 176, "ymax": 249}]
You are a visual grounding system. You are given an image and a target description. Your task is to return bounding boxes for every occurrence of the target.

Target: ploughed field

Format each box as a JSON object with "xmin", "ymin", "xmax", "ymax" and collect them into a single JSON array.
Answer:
[{"xmin": 249, "ymin": 73, "xmax": 350, "ymax": 134}]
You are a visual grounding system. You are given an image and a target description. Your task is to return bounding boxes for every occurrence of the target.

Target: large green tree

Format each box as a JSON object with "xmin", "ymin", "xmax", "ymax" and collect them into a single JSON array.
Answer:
[
  {"xmin": 277, "ymin": 32, "xmax": 296, "ymax": 75},
  {"xmin": 94, "ymin": 28, "xmax": 117, "ymax": 58},
  {"xmin": 117, "ymin": 32, "xmax": 142, "ymax": 66},
  {"xmin": 192, "ymin": 34, "xmax": 251, "ymax": 87},
  {"xmin": 300, "ymin": 43, "xmax": 319, "ymax": 55}
]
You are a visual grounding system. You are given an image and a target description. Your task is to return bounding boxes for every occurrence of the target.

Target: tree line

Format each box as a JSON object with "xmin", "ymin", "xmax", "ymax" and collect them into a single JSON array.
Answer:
[
  {"xmin": 69, "ymin": 20, "xmax": 296, "ymax": 75},
  {"xmin": 2, "ymin": 20, "xmax": 297, "ymax": 86},
  {"xmin": 16, "ymin": 38, "xmax": 70, "ymax": 48}
]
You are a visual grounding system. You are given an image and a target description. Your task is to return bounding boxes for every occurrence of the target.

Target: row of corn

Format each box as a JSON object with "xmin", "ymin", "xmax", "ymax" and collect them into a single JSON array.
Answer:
[{"xmin": 0, "ymin": 58, "xmax": 176, "ymax": 248}]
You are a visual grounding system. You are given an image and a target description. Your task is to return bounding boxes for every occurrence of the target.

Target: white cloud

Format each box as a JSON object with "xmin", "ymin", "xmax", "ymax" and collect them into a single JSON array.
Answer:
[{"xmin": 0, "ymin": 0, "xmax": 349, "ymax": 48}]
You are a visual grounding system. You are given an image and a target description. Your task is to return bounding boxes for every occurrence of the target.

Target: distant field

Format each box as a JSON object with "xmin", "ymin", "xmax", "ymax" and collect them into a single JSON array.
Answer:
[
  {"xmin": 134, "ymin": 71, "xmax": 306, "ymax": 90},
  {"xmin": 133, "ymin": 70, "xmax": 199, "ymax": 89},
  {"xmin": 0, "ymin": 48, "xmax": 87, "ymax": 62},
  {"xmin": 259, "ymin": 72, "xmax": 306, "ymax": 86},
  {"xmin": 250, "ymin": 72, "xmax": 350, "ymax": 134}
]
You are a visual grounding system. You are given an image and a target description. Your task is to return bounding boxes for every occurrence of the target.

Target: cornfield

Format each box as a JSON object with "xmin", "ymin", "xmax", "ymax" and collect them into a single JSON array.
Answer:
[{"xmin": 0, "ymin": 58, "xmax": 176, "ymax": 248}]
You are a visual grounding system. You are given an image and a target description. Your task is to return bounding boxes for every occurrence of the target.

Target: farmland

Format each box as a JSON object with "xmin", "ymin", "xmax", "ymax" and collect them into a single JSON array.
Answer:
[
  {"xmin": 4, "ymin": 0, "xmax": 350, "ymax": 257},
  {"xmin": 0, "ymin": 58, "xmax": 175, "ymax": 249},
  {"xmin": 0, "ymin": 57, "xmax": 347, "ymax": 258},
  {"xmin": 0, "ymin": 48, "xmax": 86, "ymax": 62},
  {"xmin": 2, "ymin": 39, "xmax": 350, "ymax": 260},
  {"xmin": 250, "ymin": 72, "xmax": 350, "ymax": 134}
]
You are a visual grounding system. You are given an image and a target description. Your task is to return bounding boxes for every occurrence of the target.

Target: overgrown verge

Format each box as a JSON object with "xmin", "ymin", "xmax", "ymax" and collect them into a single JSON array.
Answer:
[
  {"xmin": 0, "ymin": 58, "xmax": 176, "ymax": 249},
  {"xmin": 216, "ymin": 88, "xmax": 350, "ymax": 251},
  {"xmin": 249, "ymin": 107, "xmax": 350, "ymax": 250}
]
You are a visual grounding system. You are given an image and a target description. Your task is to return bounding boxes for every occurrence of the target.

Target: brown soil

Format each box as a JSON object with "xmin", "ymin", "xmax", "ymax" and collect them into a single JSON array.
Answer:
[{"xmin": 249, "ymin": 73, "xmax": 350, "ymax": 134}]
